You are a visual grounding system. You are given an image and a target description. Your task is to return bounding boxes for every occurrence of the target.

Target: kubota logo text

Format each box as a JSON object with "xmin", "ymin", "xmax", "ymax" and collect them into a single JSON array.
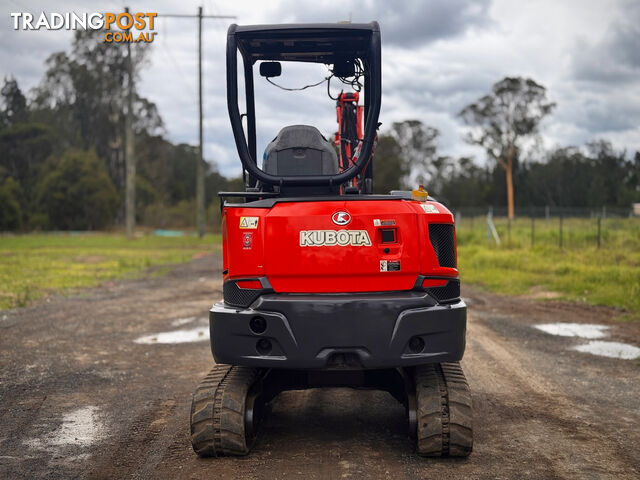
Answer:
[{"xmin": 300, "ymin": 230, "xmax": 371, "ymax": 247}]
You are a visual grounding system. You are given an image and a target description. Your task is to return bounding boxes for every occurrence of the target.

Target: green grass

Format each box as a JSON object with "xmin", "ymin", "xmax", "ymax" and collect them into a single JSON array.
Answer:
[
  {"xmin": 457, "ymin": 217, "xmax": 640, "ymax": 320},
  {"xmin": 3, "ymin": 218, "xmax": 640, "ymax": 320},
  {"xmin": 0, "ymin": 232, "xmax": 221, "ymax": 310}
]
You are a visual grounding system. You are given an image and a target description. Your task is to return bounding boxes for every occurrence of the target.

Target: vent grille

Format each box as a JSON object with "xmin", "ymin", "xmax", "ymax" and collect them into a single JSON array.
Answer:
[
  {"xmin": 223, "ymin": 280, "xmax": 264, "ymax": 307},
  {"xmin": 428, "ymin": 223, "xmax": 457, "ymax": 268},
  {"xmin": 425, "ymin": 279, "xmax": 460, "ymax": 303}
]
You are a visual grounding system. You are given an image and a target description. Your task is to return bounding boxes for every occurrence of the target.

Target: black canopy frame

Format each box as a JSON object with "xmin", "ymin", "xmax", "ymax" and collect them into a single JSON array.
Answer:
[{"xmin": 226, "ymin": 22, "xmax": 381, "ymax": 188}]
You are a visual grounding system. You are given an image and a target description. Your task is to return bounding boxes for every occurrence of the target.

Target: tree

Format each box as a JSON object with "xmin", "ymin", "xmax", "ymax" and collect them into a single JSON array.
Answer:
[
  {"xmin": 459, "ymin": 77, "xmax": 555, "ymax": 218},
  {"xmin": 438, "ymin": 157, "xmax": 491, "ymax": 207},
  {"xmin": 35, "ymin": 149, "xmax": 119, "ymax": 230},
  {"xmin": 630, "ymin": 151, "xmax": 640, "ymax": 200},
  {"xmin": 32, "ymin": 29, "xmax": 162, "ymax": 188},
  {"xmin": 371, "ymin": 134, "xmax": 405, "ymax": 194},
  {"xmin": 0, "ymin": 122, "xmax": 55, "ymax": 187},
  {"xmin": 390, "ymin": 120, "xmax": 442, "ymax": 189},
  {"xmin": 0, "ymin": 177, "xmax": 22, "ymax": 230},
  {"xmin": 1, "ymin": 77, "xmax": 27, "ymax": 127},
  {"xmin": 586, "ymin": 140, "xmax": 638, "ymax": 207}
]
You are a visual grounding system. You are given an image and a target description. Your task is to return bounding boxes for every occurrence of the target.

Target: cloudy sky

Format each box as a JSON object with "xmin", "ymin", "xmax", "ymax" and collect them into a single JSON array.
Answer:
[{"xmin": 1, "ymin": 0, "xmax": 639, "ymax": 177}]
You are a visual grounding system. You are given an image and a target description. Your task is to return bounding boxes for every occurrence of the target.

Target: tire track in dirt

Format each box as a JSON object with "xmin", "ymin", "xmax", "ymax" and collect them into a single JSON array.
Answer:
[
  {"xmin": 465, "ymin": 314, "xmax": 639, "ymax": 479},
  {"xmin": 2, "ymin": 256, "xmax": 639, "ymax": 479}
]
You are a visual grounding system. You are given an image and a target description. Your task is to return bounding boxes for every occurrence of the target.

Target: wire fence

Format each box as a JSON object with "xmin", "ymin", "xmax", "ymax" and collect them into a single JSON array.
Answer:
[{"xmin": 454, "ymin": 206, "xmax": 640, "ymax": 250}]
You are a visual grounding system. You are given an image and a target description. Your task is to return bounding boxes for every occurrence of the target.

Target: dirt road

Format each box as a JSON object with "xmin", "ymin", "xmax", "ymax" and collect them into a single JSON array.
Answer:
[{"xmin": 1, "ymin": 255, "xmax": 638, "ymax": 479}]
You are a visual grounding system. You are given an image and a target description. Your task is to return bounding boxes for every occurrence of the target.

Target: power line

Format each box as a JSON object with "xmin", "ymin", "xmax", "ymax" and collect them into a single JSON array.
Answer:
[
  {"xmin": 158, "ymin": 41, "xmax": 196, "ymax": 92},
  {"xmin": 155, "ymin": 8, "xmax": 236, "ymax": 238}
]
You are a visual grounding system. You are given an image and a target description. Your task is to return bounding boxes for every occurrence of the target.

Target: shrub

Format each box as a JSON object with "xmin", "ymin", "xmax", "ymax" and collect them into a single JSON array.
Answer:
[
  {"xmin": 35, "ymin": 149, "xmax": 120, "ymax": 230},
  {"xmin": 0, "ymin": 177, "xmax": 22, "ymax": 230}
]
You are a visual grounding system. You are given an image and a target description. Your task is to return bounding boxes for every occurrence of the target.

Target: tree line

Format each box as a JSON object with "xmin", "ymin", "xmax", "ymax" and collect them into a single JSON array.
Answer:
[
  {"xmin": 0, "ymin": 30, "xmax": 239, "ymax": 231},
  {"xmin": 1, "ymin": 30, "xmax": 638, "ymax": 231},
  {"xmin": 374, "ymin": 122, "xmax": 639, "ymax": 212},
  {"xmin": 373, "ymin": 77, "xmax": 638, "ymax": 214}
]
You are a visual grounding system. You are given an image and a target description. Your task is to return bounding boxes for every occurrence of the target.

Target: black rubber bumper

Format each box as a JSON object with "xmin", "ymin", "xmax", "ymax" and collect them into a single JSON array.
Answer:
[{"xmin": 210, "ymin": 291, "xmax": 466, "ymax": 370}]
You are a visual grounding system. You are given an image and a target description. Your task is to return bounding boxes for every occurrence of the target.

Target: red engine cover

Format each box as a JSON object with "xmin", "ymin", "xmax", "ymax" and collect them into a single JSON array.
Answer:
[{"xmin": 222, "ymin": 199, "xmax": 457, "ymax": 293}]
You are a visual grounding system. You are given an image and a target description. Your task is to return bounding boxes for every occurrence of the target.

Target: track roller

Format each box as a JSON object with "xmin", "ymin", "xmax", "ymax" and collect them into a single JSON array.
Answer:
[
  {"xmin": 412, "ymin": 362, "xmax": 473, "ymax": 457},
  {"xmin": 190, "ymin": 364, "xmax": 264, "ymax": 457}
]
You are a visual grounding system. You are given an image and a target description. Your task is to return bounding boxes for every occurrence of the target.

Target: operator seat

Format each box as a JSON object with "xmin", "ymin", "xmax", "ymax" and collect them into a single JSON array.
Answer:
[{"xmin": 262, "ymin": 125, "xmax": 339, "ymax": 176}]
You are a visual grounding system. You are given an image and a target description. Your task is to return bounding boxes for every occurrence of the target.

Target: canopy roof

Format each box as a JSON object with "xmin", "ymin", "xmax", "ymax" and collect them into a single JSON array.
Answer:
[{"xmin": 231, "ymin": 23, "xmax": 378, "ymax": 63}]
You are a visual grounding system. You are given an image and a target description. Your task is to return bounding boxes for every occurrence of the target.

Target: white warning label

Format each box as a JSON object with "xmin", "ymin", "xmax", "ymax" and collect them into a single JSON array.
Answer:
[
  {"xmin": 421, "ymin": 204, "xmax": 439, "ymax": 214},
  {"xmin": 380, "ymin": 260, "xmax": 401, "ymax": 272},
  {"xmin": 239, "ymin": 217, "xmax": 259, "ymax": 229}
]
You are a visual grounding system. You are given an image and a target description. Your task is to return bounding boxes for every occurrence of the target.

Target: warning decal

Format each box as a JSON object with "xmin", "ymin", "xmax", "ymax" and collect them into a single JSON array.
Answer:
[
  {"xmin": 239, "ymin": 217, "xmax": 259, "ymax": 229},
  {"xmin": 242, "ymin": 232, "xmax": 253, "ymax": 249},
  {"xmin": 373, "ymin": 219, "xmax": 396, "ymax": 226},
  {"xmin": 420, "ymin": 204, "xmax": 439, "ymax": 214},
  {"xmin": 380, "ymin": 260, "xmax": 401, "ymax": 272}
]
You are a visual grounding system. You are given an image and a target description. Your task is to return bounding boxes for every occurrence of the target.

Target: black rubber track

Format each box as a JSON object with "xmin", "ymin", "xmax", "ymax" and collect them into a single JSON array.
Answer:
[
  {"xmin": 190, "ymin": 364, "xmax": 260, "ymax": 457},
  {"xmin": 414, "ymin": 362, "xmax": 473, "ymax": 457}
]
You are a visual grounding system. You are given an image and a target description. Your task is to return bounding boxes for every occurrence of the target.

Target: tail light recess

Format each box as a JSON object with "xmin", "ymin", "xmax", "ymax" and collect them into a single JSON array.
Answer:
[
  {"xmin": 236, "ymin": 280, "xmax": 262, "ymax": 289},
  {"xmin": 421, "ymin": 278, "xmax": 448, "ymax": 288},
  {"xmin": 223, "ymin": 277, "xmax": 273, "ymax": 307}
]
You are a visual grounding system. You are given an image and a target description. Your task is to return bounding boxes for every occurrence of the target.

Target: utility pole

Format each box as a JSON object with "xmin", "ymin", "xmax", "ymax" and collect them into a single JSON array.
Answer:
[
  {"xmin": 159, "ymin": 8, "xmax": 236, "ymax": 237},
  {"xmin": 196, "ymin": 7, "xmax": 205, "ymax": 238},
  {"xmin": 125, "ymin": 6, "xmax": 136, "ymax": 238}
]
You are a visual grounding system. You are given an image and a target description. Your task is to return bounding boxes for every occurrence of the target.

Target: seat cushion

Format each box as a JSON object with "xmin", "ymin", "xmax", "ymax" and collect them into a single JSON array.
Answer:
[{"xmin": 262, "ymin": 125, "xmax": 339, "ymax": 176}]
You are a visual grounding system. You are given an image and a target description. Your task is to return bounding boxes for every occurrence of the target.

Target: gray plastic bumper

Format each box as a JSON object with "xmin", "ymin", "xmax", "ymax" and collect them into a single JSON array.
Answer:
[{"xmin": 210, "ymin": 291, "xmax": 466, "ymax": 370}]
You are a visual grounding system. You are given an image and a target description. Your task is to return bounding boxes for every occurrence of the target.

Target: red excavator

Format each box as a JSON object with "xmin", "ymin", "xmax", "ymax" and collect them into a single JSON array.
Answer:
[{"xmin": 190, "ymin": 22, "xmax": 472, "ymax": 457}]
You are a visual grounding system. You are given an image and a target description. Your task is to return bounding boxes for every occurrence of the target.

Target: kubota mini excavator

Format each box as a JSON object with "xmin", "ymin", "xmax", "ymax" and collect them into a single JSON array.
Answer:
[{"xmin": 190, "ymin": 22, "xmax": 473, "ymax": 458}]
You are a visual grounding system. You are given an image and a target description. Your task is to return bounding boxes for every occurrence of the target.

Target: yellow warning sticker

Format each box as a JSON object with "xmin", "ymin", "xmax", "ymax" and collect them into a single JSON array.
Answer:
[{"xmin": 239, "ymin": 217, "xmax": 259, "ymax": 229}]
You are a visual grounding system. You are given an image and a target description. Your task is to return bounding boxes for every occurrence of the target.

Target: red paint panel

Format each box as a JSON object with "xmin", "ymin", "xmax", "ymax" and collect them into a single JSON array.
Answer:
[
  {"xmin": 222, "ymin": 199, "xmax": 459, "ymax": 293},
  {"xmin": 223, "ymin": 208, "xmax": 269, "ymax": 280},
  {"xmin": 264, "ymin": 200, "xmax": 417, "ymax": 292}
]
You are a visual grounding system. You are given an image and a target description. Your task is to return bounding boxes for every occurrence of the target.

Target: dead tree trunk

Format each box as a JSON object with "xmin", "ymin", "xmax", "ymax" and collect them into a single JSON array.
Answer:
[{"xmin": 505, "ymin": 149, "xmax": 514, "ymax": 220}]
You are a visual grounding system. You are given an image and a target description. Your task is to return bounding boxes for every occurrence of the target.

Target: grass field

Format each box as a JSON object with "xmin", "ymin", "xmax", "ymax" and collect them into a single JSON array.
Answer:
[
  {"xmin": 0, "ymin": 233, "xmax": 220, "ymax": 310},
  {"xmin": 456, "ymin": 217, "xmax": 640, "ymax": 320},
  {"xmin": 2, "ymin": 219, "xmax": 639, "ymax": 320}
]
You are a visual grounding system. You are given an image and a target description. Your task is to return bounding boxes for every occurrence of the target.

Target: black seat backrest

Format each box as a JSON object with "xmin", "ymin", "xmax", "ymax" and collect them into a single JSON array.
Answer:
[{"xmin": 262, "ymin": 125, "xmax": 339, "ymax": 176}]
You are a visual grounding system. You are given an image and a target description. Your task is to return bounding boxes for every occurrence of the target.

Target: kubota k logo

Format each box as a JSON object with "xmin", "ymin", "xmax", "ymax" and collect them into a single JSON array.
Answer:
[{"xmin": 332, "ymin": 211, "xmax": 351, "ymax": 226}]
